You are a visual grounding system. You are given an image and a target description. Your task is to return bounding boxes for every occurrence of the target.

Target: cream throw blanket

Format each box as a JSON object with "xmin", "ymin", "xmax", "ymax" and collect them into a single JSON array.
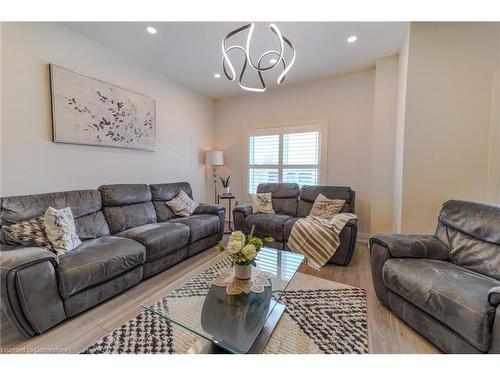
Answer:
[{"xmin": 287, "ymin": 213, "xmax": 357, "ymax": 269}]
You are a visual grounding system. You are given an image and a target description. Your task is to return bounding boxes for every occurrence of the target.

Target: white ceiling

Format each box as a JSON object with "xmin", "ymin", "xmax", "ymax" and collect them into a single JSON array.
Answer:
[{"xmin": 67, "ymin": 22, "xmax": 409, "ymax": 99}]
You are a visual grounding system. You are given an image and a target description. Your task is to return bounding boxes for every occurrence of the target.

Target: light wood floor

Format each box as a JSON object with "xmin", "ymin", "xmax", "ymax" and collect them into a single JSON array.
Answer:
[{"xmin": 0, "ymin": 241, "xmax": 440, "ymax": 354}]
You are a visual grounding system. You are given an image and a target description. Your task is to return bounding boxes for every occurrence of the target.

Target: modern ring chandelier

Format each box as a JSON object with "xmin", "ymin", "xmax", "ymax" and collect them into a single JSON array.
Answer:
[{"xmin": 221, "ymin": 23, "xmax": 296, "ymax": 93}]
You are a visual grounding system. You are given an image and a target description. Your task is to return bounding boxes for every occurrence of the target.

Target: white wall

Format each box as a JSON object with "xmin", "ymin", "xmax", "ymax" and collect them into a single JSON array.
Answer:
[
  {"xmin": 0, "ymin": 22, "xmax": 2, "ymax": 197},
  {"xmin": 215, "ymin": 70, "xmax": 375, "ymax": 235},
  {"xmin": 486, "ymin": 62, "xmax": 500, "ymax": 203},
  {"xmin": 400, "ymin": 22, "xmax": 500, "ymax": 233},
  {"xmin": 370, "ymin": 55, "xmax": 399, "ymax": 234},
  {"xmin": 1, "ymin": 23, "xmax": 215, "ymax": 201},
  {"xmin": 394, "ymin": 31, "xmax": 410, "ymax": 233}
]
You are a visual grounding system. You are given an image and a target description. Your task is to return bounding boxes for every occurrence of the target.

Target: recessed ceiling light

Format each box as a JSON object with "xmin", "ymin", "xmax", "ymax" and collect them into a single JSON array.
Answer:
[
  {"xmin": 214, "ymin": 73, "xmax": 221, "ymax": 78},
  {"xmin": 347, "ymin": 35, "xmax": 358, "ymax": 43},
  {"xmin": 146, "ymin": 26, "xmax": 157, "ymax": 34},
  {"xmin": 270, "ymin": 58, "xmax": 278, "ymax": 64}
]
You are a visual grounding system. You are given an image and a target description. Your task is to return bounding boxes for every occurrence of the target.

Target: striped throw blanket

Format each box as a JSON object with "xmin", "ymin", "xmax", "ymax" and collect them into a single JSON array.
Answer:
[{"xmin": 287, "ymin": 213, "xmax": 357, "ymax": 269}]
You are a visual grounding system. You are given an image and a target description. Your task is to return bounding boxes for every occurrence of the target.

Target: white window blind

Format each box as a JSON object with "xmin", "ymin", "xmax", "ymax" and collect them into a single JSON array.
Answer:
[
  {"xmin": 249, "ymin": 134, "xmax": 279, "ymax": 165},
  {"xmin": 247, "ymin": 124, "xmax": 326, "ymax": 193}
]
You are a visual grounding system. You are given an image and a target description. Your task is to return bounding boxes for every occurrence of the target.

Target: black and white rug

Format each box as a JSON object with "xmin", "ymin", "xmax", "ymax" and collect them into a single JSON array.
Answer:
[{"xmin": 82, "ymin": 265, "xmax": 368, "ymax": 354}]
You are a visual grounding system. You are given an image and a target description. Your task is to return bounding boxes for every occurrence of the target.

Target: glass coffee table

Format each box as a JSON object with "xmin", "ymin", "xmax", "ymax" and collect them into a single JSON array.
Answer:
[{"xmin": 141, "ymin": 247, "xmax": 304, "ymax": 354}]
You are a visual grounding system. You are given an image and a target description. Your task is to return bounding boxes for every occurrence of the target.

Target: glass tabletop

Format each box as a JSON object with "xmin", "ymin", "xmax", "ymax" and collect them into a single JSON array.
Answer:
[{"xmin": 141, "ymin": 247, "xmax": 304, "ymax": 353}]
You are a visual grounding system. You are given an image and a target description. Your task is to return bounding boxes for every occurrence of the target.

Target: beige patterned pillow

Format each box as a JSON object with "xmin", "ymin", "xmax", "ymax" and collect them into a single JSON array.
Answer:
[
  {"xmin": 249, "ymin": 192, "xmax": 275, "ymax": 214},
  {"xmin": 166, "ymin": 189, "xmax": 199, "ymax": 217},
  {"xmin": 309, "ymin": 193, "xmax": 345, "ymax": 220},
  {"xmin": 2, "ymin": 216, "xmax": 54, "ymax": 251},
  {"xmin": 44, "ymin": 207, "xmax": 81, "ymax": 255}
]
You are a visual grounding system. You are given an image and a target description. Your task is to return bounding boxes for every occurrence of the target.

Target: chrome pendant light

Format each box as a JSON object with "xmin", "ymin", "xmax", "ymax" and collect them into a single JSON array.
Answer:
[{"xmin": 221, "ymin": 23, "xmax": 296, "ymax": 93}]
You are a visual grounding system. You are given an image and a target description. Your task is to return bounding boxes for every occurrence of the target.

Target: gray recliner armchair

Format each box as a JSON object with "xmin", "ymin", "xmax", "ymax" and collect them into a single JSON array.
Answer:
[{"xmin": 370, "ymin": 200, "xmax": 500, "ymax": 353}]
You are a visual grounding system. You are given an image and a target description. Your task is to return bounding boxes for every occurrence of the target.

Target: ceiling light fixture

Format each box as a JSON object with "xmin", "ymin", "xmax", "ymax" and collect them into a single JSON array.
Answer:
[
  {"xmin": 214, "ymin": 73, "xmax": 221, "ymax": 78},
  {"xmin": 347, "ymin": 35, "xmax": 358, "ymax": 43},
  {"xmin": 221, "ymin": 22, "xmax": 296, "ymax": 93},
  {"xmin": 146, "ymin": 26, "xmax": 157, "ymax": 34}
]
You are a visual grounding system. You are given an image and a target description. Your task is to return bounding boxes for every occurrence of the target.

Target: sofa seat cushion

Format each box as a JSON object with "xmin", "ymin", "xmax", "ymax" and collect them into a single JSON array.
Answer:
[
  {"xmin": 382, "ymin": 258, "xmax": 500, "ymax": 352},
  {"xmin": 170, "ymin": 214, "xmax": 220, "ymax": 243},
  {"xmin": 245, "ymin": 213, "xmax": 292, "ymax": 241},
  {"xmin": 57, "ymin": 236, "xmax": 146, "ymax": 299},
  {"xmin": 117, "ymin": 222, "xmax": 190, "ymax": 262}
]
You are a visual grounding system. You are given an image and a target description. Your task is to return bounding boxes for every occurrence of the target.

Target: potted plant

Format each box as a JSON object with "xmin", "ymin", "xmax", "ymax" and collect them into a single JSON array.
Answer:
[
  {"xmin": 215, "ymin": 226, "xmax": 273, "ymax": 279},
  {"xmin": 220, "ymin": 176, "xmax": 231, "ymax": 195}
]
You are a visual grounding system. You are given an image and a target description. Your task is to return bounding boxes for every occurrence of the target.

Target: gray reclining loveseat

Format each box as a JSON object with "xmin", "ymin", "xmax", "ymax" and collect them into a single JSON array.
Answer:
[
  {"xmin": 233, "ymin": 183, "xmax": 358, "ymax": 266},
  {"xmin": 370, "ymin": 200, "xmax": 500, "ymax": 353},
  {"xmin": 0, "ymin": 182, "xmax": 224, "ymax": 337}
]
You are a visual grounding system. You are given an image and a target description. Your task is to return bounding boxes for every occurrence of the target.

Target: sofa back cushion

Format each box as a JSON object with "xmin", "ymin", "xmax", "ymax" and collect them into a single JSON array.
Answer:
[
  {"xmin": 256, "ymin": 183, "xmax": 299, "ymax": 216},
  {"xmin": 99, "ymin": 184, "xmax": 156, "ymax": 234},
  {"xmin": 149, "ymin": 182, "xmax": 193, "ymax": 222},
  {"xmin": 0, "ymin": 189, "xmax": 109, "ymax": 242},
  {"xmin": 297, "ymin": 186, "xmax": 355, "ymax": 217},
  {"xmin": 436, "ymin": 200, "xmax": 500, "ymax": 280}
]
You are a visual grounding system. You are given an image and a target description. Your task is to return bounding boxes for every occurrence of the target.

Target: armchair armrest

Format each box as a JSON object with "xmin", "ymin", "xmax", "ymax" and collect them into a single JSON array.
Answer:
[
  {"xmin": 369, "ymin": 234, "xmax": 448, "ymax": 306},
  {"xmin": 370, "ymin": 234, "xmax": 449, "ymax": 260},
  {"xmin": 233, "ymin": 203, "xmax": 253, "ymax": 233},
  {"xmin": 193, "ymin": 204, "xmax": 225, "ymax": 240},
  {"xmin": 491, "ymin": 306, "xmax": 500, "ymax": 353},
  {"xmin": 1, "ymin": 245, "xmax": 65, "ymax": 337},
  {"xmin": 489, "ymin": 286, "xmax": 500, "ymax": 306}
]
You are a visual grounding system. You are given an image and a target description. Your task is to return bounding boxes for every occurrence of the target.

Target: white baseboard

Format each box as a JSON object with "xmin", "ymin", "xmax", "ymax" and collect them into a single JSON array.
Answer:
[{"xmin": 357, "ymin": 232, "xmax": 370, "ymax": 244}]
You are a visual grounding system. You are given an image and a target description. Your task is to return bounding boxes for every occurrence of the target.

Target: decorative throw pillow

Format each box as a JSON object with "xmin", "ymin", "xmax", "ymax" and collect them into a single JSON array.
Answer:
[
  {"xmin": 2, "ymin": 216, "xmax": 54, "ymax": 251},
  {"xmin": 309, "ymin": 193, "xmax": 346, "ymax": 220},
  {"xmin": 44, "ymin": 207, "xmax": 81, "ymax": 255},
  {"xmin": 166, "ymin": 189, "xmax": 199, "ymax": 217},
  {"xmin": 249, "ymin": 192, "xmax": 275, "ymax": 214}
]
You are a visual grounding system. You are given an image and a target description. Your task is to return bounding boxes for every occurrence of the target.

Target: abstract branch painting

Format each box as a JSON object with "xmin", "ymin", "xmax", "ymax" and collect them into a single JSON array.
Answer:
[{"xmin": 50, "ymin": 64, "xmax": 156, "ymax": 151}]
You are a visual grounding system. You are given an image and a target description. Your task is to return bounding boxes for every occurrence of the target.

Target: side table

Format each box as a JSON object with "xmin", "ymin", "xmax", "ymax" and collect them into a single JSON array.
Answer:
[{"xmin": 217, "ymin": 194, "xmax": 235, "ymax": 233}]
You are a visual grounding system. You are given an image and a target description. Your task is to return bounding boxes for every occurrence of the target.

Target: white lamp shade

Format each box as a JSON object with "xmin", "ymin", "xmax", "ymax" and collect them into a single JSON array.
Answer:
[{"xmin": 205, "ymin": 150, "xmax": 224, "ymax": 166}]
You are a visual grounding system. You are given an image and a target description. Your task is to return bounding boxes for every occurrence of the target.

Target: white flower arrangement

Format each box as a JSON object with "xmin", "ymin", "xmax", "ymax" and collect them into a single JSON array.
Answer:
[{"xmin": 215, "ymin": 226, "xmax": 273, "ymax": 265}]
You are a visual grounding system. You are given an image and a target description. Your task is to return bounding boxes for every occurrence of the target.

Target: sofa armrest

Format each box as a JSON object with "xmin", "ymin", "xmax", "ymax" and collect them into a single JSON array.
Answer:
[
  {"xmin": 233, "ymin": 203, "xmax": 253, "ymax": 233},
  {"xmin": 489, "ymin": 286, "xmax": 500, "ymax": 306},
  {"xmin": 1, "ymin": 245, "xmax": 66, "ymax": 337},
  {"xmin": 233, "ymin": 203, "xmax": 253, "ymax": 217},
  {"xmin": 327, "ymin": 218, "xmax": 358, "ymax": 266},
  {"xmin": 194, "ymin": 203, "xmax": 225, "ymax": 216},
  {"xmin": 193, "ymin": 204, "xmax": 225, "ymax": 240},
  {"xmin": 345, "ymin": 218, "xmax": 357, "ymax": 228},
  {"xmin": 369, "ymin": 234, "xmax": 449, "ymax": 260},
  {"xmin": 0, "ymin": 245, "xmax": 59, "ymax": 269}
]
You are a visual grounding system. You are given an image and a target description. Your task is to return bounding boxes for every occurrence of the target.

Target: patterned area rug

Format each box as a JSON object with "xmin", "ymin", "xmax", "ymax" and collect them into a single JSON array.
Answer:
[{"xmin": 82, "ymin": 261, "xmax": 368, "ymax": 354}]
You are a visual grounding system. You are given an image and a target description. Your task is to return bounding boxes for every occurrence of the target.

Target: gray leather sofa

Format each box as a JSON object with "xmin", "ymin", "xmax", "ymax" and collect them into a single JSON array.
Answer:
[
  {"xmin": 233, "ymin": 183, "xmax": 357, "ymax": 266},
  {"xmin": 370, "ymin": 200, "xmax": 500, "ymax": 353},
  {"xmin": 0, "ymin": 182, "xmax": 224, "ymax": 337}
]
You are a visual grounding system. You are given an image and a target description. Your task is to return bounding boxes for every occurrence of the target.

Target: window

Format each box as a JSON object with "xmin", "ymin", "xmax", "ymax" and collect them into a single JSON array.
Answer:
[{"xmin": 247, "ymin": 124, "xmax": 327, "ymax": 193}]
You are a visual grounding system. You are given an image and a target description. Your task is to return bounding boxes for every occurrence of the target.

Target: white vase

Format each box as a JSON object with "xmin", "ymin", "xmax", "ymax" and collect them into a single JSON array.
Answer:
[
  {"xmin": 224, "ymin": 187, "xmax": 230, "ymax": 194},
  {"xmin": 234, "ymin": 264, "xmax": 252, "ymax": 279}
]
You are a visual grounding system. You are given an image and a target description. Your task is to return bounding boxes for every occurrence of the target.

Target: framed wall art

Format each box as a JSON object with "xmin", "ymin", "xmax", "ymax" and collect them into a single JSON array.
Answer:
[{"xmin": 49, "ymin": 64, "xmax": 156, "ymax": 151}]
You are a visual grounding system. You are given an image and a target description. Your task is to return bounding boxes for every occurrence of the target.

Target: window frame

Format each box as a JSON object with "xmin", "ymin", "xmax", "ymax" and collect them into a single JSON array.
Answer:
[{"xmin": 245, "ymin": 122, "xmax": 328, "ymax": 195}]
